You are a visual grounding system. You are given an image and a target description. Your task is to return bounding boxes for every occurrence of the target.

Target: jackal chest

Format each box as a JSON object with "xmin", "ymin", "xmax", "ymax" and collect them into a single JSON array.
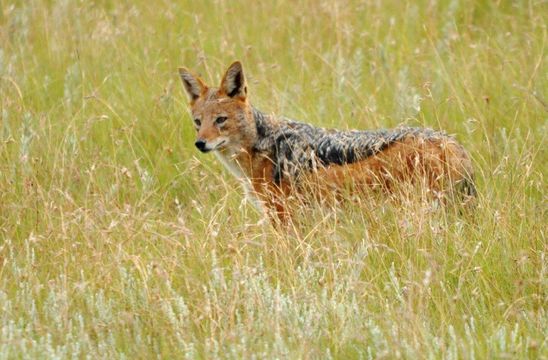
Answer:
[
  {"xmin": 214, "ymin": 151, "xmax": 266, "ymax": 213},
  {"xmin": 214, "ymin": 151, "xmax": 247, "ymax": 181}
]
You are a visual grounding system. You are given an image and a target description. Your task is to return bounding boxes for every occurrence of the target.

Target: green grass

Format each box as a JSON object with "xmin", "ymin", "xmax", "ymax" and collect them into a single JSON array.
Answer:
[{"xmin": 0, "ymin": 0, "xmax": 546, "ymax": 358}]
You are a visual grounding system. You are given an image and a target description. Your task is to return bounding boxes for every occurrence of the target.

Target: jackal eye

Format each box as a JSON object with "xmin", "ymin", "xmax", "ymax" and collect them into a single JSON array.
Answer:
[
  {"xmin": 215, "ymin": 116, "xmax": 227, "ymax": 125},
  {"xmin": 193, "ymin": 118, "xmax": 201, "ymax": 127}
]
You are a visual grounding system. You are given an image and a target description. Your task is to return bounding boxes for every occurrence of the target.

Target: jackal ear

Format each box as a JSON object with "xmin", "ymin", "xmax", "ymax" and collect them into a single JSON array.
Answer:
[
  {"xmin": 178, "ymin": 67, "xmax": 207, "ymax": 102},
  {"xmin": 220, "ymin": 61, "xmax": 247, "ymax": 99}
]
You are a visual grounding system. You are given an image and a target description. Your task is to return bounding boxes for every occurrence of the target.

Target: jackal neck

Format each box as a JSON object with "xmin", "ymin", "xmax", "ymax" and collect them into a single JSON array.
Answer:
[
  {"xmin": 251, "ymin": 107, "xmax": 279, "ymax": 149},
  {"xmin": 252, "ymin": 107, "xmax": 274, "ymax": 135}
]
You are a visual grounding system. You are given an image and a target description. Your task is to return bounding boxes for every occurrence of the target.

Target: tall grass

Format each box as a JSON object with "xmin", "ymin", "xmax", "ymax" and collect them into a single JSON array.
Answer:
[{"xmin": 0, "ymin": 0, "xmax": 546, "ymax": 358}]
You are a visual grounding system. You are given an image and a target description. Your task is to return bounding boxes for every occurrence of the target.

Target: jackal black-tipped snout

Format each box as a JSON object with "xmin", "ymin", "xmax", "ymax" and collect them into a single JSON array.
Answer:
[{"xmin": 195, "ymin": 140, "xmax": 209, "ymax": 153}]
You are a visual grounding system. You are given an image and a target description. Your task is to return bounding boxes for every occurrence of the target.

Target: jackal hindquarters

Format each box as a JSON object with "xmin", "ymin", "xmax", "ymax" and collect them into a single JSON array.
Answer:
[{"xmin": 178, "ymin": 61, "xmax": 475, "ymax": 222}]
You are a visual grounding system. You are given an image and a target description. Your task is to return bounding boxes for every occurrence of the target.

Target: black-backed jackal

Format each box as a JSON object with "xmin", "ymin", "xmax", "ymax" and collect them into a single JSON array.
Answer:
[{"xmin": 179, "ymin": 61, "xmax": 475, "ymax": 223}]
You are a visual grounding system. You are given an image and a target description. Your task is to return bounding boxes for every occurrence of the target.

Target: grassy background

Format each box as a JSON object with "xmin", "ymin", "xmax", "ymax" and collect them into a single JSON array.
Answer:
[{"xmin": 0, "ymin": 0, "xmax": 546, "ymax": 358}]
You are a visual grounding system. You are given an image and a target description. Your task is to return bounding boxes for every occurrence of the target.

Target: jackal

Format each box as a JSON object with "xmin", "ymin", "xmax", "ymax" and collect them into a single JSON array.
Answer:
[{"xmin": 178, "ymin": 61, "xmax": 475, "ymax": 222}]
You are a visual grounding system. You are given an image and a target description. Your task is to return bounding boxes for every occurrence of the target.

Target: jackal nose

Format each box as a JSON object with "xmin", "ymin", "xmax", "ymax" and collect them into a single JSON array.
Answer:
[{"xmin": 195, "ymin": 140, "xmax": 207, "ymax": 152}]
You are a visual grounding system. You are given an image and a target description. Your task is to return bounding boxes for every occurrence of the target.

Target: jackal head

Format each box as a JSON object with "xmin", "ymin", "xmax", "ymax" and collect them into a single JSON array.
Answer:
[{"xmin": 178, "ymin": 61, "xmax": 256, "ymax": 154}]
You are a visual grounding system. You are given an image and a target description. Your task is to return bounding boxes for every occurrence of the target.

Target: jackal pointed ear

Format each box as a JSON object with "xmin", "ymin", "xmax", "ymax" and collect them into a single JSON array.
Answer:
[
  {"xmin": 178, "ymin": 67, "xmax": 207, "ymax": 102},
  {"xmin": 220, "ymin": 61, "xmax": 247, "ymax": 99}
]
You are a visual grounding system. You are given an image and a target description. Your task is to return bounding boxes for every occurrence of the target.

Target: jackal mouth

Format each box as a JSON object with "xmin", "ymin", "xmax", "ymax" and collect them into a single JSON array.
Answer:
[
  {"xmin": 199, "ymin": 139, "xmax": 228, "ymax": 153},
  {"xmin": 212, "ymin": 139, "xmax": 227, "ymax": 151}
]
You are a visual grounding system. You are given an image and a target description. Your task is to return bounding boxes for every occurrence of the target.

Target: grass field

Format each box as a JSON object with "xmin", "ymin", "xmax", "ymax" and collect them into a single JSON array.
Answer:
[{"xmin": 0, "ymin": 0, "xmax": 546, "ymax": 358}]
